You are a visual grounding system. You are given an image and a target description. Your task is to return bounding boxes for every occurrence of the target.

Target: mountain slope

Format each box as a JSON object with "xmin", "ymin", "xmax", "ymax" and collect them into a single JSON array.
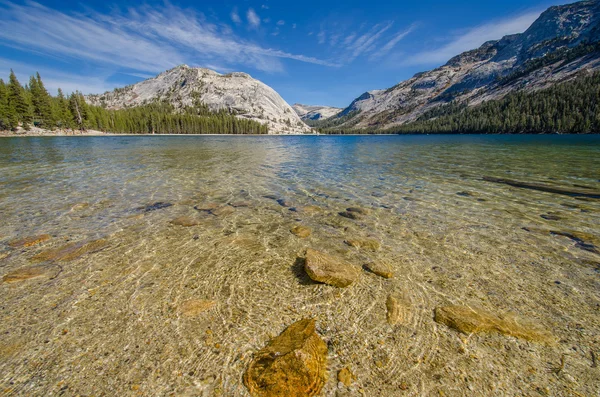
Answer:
[
  {"xmin": 329, "ymin": 0, "xmax": 600, "ymax": 131},
  {"xmin": 292, "ymin": 104, "xmax": 342, "ymax": 121},
  {"xmin": 87, "ymin": 65, "xmax": 312, "ymax": 134}
]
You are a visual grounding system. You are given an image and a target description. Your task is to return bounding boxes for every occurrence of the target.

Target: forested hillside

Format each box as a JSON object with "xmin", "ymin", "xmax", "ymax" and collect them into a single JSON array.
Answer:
[
  {"xmin": 317, "ymin": 71, "xmax": 600, "ymax": 135},
  {"xmin": 0, "ymin": 70, "xmax": 268, "ymax": 134},
  {"xmin": 393, "ymin": 71, "xmax": 600, "ymax": 134}
]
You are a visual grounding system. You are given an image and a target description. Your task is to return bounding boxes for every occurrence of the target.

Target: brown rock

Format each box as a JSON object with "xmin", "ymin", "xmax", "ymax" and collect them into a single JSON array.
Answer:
[
  {"xmin": 346, "ymin": 207, "xmax": 371, "ymax": 215},
  {"xmin": 33, "ymin": 239, "xmax": 109, "ymax": 262},
  {"xmin": 302, "ymin": 206, "xmax": 322, "ymax": 214},
  {"xmin": 304, "ymin": 248, "xmax": 359, "ymax": 287},
  {"xmin": 345, "ymin": 239, "xmax": 381, "ymax": 251},
  {"xmin": 244, "ymin": 319, "xmax": 327, "ymax": 397},
  {"xmin": 194, "ymin": 203, "xmax": 220, "ymax": 212},
  {"xmin": 365, "ymin": 262, "xmax": 393, "ymax": 278},
  {"xmin": 386, "ymin": 294, "xmax": 410, "ymax": 325},
  {"xmin": 229, "ymin": 201, "xmax": 251, "ymax": 208},
  {"xmin": 9, "ymin": 234, "xmax": 51, "ymax": 248},
  {"xmin": 170, "ymin": 217, "xmax": 201, "ymax": 227},
  {"xmin": 180, "ymin": 300, "xmax": 216, "ymax": 317},
  {"xmin": 2, "ymin": 265, "xmax": 60, "ymax": 283},
  {"xmin": 339, "ymin": 211, "xmax": 361, "ymax": 220},
  {"xmin": 70, "ymin": 202, "xmax": 89, "ymax": 211},
  {"xmin": 210, "ymin": 206, "xmax": 235, "ymax": 217},
  {"xmin": 434, "ymin": 305, "xmax": 554, "ymax": 343},
  {"xmin": 337, "ymin": 367, "xmax": 355, "ymax": 386},
  {"xmin": 291, "ymin": 226, "xmax": 312, "ymax": 238}
]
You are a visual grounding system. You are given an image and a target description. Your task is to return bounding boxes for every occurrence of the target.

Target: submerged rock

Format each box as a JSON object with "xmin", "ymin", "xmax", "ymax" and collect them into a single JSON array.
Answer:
[
  {"xmin": 365, "ymin": 262, "xmax": 394, "ymax": 278},
  {"xmin": 337, "ymin": 367, "xmax": 356, "ymax": 387},
  {"xmin": 244, "ymin": 318, "xmax": 328, "ymax": 397},
  {"xmin": 304, "ymin": 248, "xmax": 359, "ymax": 287},
  {"xmin": 170, "ymin": 217, "xmax": 201, "ymax": 227},
  {"xmin": 277, "ymin": 199, "xmax": 292, "ymax": 207},
  {"xmin": 9, "ymin": 234, "xmax": 51, "ymax": 248},
  {"xmin": 291, "ymin": 226, "xmax": 312, "ymax": 238},
  {"xmin": 301, "ymin": 206, "xmax": 322, "ymax": 215},
  {"xmin": 339, "ymin": 211, "xmax": 361, "ymax": 220},
  {"xmin": 346, "ymin": 207, "xmax": 371, "ymax": 215},
  {"xmin": 345, "ymin": 239, "xmax": 381, "ymax": 251},
  {"xmin": 229, "ymin": 201, "xmax": 251, "ymax": 208},
  {"xmin": 194, "ymin": 203, "xmax": 220, "ymax": 212},
  {"xmin": 180, "ymin": 299, "xmax": 216, "ymax": 317},
  {"xmin": 434, "ymin": 305, "xmax": 554, "ymax": 343},
  {"xmin": 70, "ymin": 202, "xmax": 90, "ymax": 211},
  {"xmin": 141, "ymin": 202, "xmax": 173, "ymax": 212},
  {"xmin": 210, "ymin": 206, "xmax": 235, "ymax": 217},
  {"xmin": 386, "ymin": 294, "xmax": 410, "ymax": 325},
  {"xmin": 2, "ymin": 265, "xmax": 60, "ymax": 283},
  {"xmin": 33, "ymin": 239, "xmax": 109, "ymax": 263}
]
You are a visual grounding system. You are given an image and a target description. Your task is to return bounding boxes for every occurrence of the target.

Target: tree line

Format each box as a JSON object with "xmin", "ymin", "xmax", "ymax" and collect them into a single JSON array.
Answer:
[
  {"xmin": 320, "ymin": 71, "xmax": 600, "ymax": 135},
  {"xmin": 0, "ymin": 70, "xmax": 269, "ymax": 134},
  {"xmin": 392, "ymin": 71, "xmax": 600, "ymax": 134}
]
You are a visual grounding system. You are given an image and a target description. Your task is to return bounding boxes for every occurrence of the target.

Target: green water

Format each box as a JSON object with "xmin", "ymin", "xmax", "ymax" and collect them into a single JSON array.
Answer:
[{"xmin": 0, "ymin": 135, "xmax": 599, "ymax": 396}]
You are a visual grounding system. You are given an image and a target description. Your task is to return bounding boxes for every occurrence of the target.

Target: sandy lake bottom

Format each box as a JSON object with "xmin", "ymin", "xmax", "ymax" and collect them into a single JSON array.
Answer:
[{"xmin": 0, "ymin": 135, "xmax": 599, "ymax": 396}]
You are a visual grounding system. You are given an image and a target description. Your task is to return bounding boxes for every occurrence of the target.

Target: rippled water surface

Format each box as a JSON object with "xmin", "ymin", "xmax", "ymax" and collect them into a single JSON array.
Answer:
[{"xmin": 1, "ymin": 135, "xmax": 599, "ymax": 396}]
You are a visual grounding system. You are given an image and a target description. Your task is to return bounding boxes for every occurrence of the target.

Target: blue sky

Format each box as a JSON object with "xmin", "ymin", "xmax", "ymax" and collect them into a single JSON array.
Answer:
[{"xmin": 0, "ymin": 0, "xmax": 564, "ymax": 108}]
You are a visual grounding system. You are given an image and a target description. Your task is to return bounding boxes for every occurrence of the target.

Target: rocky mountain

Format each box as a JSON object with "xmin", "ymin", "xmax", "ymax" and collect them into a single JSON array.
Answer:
[
  {"xmin": 292, "ymin": 104, "xmax": 342, "ymax": 121},
  {"xmin": 86, "ymin": 65, "xmax": 312, "ymax": 134},
  {"xmin": 330, "ymin": 0, "xmax": 600, "ymax": 131}
]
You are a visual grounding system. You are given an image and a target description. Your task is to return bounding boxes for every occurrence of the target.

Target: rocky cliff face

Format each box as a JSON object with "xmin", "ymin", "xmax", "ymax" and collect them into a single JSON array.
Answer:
[
  {"xmin": 86, "ymin": 65, "xmax": 312, "ymax": 134},
  {"xmin": 333, "ymin": 0, "xmax": 600, "ymax": 130},
  {"xmin": 292, "ymin": 104, "xmax": 342, "ymax": 121}
]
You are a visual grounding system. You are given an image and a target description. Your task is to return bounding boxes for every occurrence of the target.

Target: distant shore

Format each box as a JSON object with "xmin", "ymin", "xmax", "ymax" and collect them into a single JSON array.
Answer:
[{"xmin": 0, "ymin": 127, "xmax": 107, "ymax": 137}]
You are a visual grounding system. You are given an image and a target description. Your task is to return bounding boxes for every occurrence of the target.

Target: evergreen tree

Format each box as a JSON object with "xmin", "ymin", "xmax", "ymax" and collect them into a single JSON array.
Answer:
[
  {"xmin": 0, "ymin": 79, "xmax": 7, "ymax": 130},
  {"xmin": 7, "ymin": 70, "xmax": 30, "ymax": 130},
  {"xmin": 29, "ymin": 73, "xmax": 54, "ymax": 128}
]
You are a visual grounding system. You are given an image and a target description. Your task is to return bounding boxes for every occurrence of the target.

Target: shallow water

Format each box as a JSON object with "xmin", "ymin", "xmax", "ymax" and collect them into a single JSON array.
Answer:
[{"xmin": 0, "ymin": 135, "xmax": 599, "ymax": 396}]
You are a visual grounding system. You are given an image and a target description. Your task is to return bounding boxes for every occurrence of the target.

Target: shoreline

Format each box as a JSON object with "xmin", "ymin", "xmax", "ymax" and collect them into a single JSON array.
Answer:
[{"xmin": 2, "ymin": 129, "xmax": 600, "ymax": 138}]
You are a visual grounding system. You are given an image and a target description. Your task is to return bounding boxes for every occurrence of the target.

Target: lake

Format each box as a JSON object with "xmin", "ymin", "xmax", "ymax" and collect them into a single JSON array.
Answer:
[{"xmin": 0, "ymin": 135, "xmax": 599, "ymax": 396}]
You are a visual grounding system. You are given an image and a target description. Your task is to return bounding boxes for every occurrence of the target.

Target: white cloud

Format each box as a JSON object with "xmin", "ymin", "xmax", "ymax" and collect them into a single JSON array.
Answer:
[
  {"xmin": 317, "ymin": 30, "xmax": 326, "ymax": 44},
  {"xmin": 277, "ymin": 20, "xmax": 285, "ymax": 26},
  {"xmin": 0, "ymin": 1, "xmax": 338, "ymax": 78},
  {"xmin": 292, "ymin": 23, "xmax": 297, "ymax": 29},
  {"xmin": 403, "ymin": 10, "xmax": 542, "ymax": 66},
  {"xmin": 230, "ymin": 7, "xmax": 241, "ymax": 24},
  {"xmin": 247, "ymin": 8, "xmax": 260, "ymax": 29},
  {"xmin": 370, "ymin": 24, "xmax": 416, "ymax": 60},
  {"xmin": 314, "ymin": 20, "xmax": 415, "ymax": 64},
  {"xmin": 261, "ymin": 5, "xmax": 269, "ymax": 9}
]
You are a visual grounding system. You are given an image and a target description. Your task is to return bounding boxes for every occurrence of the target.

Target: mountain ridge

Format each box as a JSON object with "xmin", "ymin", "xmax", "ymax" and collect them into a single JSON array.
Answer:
[
  {"xmin": 323, "ymin": 0, "xmax": 600, "ymax": 131},
  {"xmin": 86, "ymin": 65, "xmax": 312, "ymax": 135},
  {"xmin": 292, "ymin": 104, "xmax": 342, "ymax": 122}
]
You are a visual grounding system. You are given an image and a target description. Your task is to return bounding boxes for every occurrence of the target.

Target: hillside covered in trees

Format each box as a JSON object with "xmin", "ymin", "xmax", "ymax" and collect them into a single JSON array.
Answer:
[
  {"xmin": 0, "ymin": 70, "xmax": 268, "ymax": 135},
  {"xmin": 318, "ymin": 71, "xmax": 600, "ymax": 135}
]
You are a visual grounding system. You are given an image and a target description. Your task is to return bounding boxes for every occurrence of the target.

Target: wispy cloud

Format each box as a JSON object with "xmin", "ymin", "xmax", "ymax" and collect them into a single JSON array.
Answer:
[
  {"xmin": 403, "ymin": 10, "xmax": 542, "ymax": 66},
  {"xmin": 247, "ymin": 8, "xmax": 260, "ymax": 29},
  {"xmin": 370, "ymin": 24, "xmax": 416, "ymax": 60},
  {"xmin": 277, "ymin": 20, "xmax": 285, "ymax": 26},
  {"xmin": 0, "ymin": 1, "xmax": 337, "ymax": 78},
  {"xmin": 315, "ymin": 20, "xmax": 416, "ymax": 64},
  {"xmin": 230, "ymin": 7, "xmax": 241, "ymax": 24}
]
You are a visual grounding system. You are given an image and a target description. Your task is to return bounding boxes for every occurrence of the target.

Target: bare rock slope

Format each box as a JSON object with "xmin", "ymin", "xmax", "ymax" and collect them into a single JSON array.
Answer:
[
  {"xmin": 87, "ymin": 65, "xmax": 312, "ymax": 134},
  {"xmin": 333, "ymin": 0, "xmax": 600, "ymax": 130},
  {"xmin": 292, "ymin": 103, "xmax": 342, "ymax": 121}
]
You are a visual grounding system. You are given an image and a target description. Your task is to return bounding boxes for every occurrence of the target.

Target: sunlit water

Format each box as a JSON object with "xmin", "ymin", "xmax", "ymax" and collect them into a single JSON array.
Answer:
[{"xmin": 0, "ymin": 135, "xmax": 599, "ymax": 396}]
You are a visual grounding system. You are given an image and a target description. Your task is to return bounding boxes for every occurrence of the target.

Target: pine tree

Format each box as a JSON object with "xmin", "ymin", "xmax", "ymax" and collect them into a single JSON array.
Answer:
[
  {"xmin": 0, "ymin": 79, "xmax": 8, "ymax": 130},
  {"xmin": 7, "ymin": 70, "xmax": 30, "ymax": 130},
  {"xmin": 31, "ymin": 73, "xmax": 54, "ymax": 128}
]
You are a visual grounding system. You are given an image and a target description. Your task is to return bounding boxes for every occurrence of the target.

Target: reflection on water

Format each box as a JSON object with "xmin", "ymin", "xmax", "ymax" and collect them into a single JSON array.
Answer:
[{"xmin": 0, "ymin": 135, "xmax": 599, "ymax": 396}]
